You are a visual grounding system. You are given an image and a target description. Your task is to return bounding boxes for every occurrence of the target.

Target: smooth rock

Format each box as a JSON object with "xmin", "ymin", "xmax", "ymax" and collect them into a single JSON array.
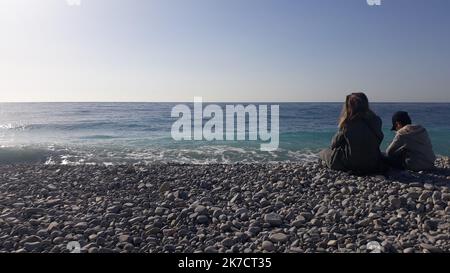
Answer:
[
  {"xmin": 269, "ymin": 233, "xmax": 288, "ymax": 243},
  {"xmin": 196, "ymin": 215, "xmax": 209, "ymax": 225},
  {"xmin": 264, "ymin": 213, "xmax": 282, "ymax": 227},
  {"xmin": 262, "ymin": 241, "xmax": 274, "ymax": 252}
]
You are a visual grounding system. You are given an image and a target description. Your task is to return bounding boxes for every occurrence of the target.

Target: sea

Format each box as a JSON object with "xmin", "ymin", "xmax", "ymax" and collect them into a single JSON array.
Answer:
[{"xmin": 0, "ymin": 103, "xmax": 449, "ymax": 165}]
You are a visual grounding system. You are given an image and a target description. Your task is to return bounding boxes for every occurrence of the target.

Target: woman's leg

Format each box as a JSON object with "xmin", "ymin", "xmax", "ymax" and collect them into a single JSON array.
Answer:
[{"xmin": 319, "ymin": 149, "xmax": 333, "ymax": 168}]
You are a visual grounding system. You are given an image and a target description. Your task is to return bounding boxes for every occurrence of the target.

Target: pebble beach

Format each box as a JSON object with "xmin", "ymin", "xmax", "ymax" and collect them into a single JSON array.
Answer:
[{"xmin": 0, "ymin": 158, "xmax": 449, "ymax": 253}]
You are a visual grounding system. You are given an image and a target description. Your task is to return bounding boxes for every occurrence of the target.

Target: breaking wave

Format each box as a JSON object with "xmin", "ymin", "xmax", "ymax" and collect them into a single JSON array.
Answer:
[{"xmin": 0, "ymin": 144, "xmax": 320, "ymax": 165}]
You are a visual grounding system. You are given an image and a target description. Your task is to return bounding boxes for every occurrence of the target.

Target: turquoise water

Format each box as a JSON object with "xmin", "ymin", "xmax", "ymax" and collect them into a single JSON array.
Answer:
[{"xmin": 0, "ymin": 103, "xmax": 449, "ymax": 164}]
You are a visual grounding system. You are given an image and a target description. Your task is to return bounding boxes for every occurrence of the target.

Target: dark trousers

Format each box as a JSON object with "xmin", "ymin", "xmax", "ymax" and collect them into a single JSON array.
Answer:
[{"xmin": 381, "ymin": 152, "xmax": 405, "ymax": 170}]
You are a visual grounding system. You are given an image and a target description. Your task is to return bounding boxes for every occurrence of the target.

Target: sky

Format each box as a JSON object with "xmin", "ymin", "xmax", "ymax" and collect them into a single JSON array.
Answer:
[{"xmin": 0, "ymin": 0, "xmax": 449, "ymax": 102}]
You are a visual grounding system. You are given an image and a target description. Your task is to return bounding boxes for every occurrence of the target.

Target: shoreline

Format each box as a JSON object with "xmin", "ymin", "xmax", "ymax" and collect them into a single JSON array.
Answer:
[{"xmin": 0, "ymin": 158, "xmax": 449, "ymax": 253}]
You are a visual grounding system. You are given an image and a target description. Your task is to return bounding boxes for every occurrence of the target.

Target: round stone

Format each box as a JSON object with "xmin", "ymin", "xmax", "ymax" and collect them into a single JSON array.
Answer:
[{"xmin": 262, "ymin": 241, "xmax": 274, "ymax": 252}]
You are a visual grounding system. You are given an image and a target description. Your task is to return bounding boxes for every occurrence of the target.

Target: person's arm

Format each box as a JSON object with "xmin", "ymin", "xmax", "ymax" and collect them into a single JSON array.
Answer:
[
  {"xmin": 374, "ymin": 116, "xmax": 384, "ymax": 144},
  {"xmin": 386, "ymin": 134, "xmax": 406, "ymax": 157},
  {"xmin": 363, "ymin": 114, "xmax": 384, "ymax": 144},
  {"xmin": 331, "ymin": 130, "xmax": 345, "ymax": 149}
]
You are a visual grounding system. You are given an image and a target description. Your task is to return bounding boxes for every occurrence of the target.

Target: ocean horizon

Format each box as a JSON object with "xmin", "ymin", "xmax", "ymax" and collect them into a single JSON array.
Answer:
[{"xmin": 1, "ymin": 102, "xmax": 449, "ymax": 165}]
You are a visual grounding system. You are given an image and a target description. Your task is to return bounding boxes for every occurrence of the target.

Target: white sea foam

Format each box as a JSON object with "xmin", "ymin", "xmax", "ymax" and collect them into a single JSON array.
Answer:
[
  {"xmin": 0, "ymin": 123, "xmax": 29, "ymax": 131},
  {"xmin": 0, "ymin": 142, "xmax": 325, "ymax": 165}
]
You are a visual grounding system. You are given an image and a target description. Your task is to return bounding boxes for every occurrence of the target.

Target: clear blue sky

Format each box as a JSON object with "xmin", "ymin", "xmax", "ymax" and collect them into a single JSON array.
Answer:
[{"xmin": 0, "ymin": 0, "xmax": 449, "ymax": 102}]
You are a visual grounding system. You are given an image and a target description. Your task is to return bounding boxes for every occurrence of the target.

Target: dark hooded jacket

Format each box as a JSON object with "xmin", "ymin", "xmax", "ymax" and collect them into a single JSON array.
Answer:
[
  {"xmin": 326, "ymin": 112, "xmax": 384, "ymax": 174},
  {"xmin": 386, "ymin": 124, "xmax": 436, "ymax": 171}
]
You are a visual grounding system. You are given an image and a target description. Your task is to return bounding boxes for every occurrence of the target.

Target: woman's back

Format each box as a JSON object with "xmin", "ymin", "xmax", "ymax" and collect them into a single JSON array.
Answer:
[
  {"xmin": 320, "ymin": 92, "xmax": 384, "ymax": 174},
  {"xmin": 343, "ymin": 112, "xmax": 383, "ymax": 173}
]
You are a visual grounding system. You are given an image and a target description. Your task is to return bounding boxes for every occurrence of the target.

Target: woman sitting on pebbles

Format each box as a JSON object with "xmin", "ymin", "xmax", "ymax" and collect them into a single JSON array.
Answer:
[{"xmin": 320, "ymin": 92, "xmax": 384, "ymax": 174}]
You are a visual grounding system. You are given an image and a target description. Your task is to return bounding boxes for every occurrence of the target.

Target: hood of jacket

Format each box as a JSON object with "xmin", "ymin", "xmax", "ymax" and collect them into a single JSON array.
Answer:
[{"xmin": 397, "ymin": 124, "xmax": 428, "ymax": 144}]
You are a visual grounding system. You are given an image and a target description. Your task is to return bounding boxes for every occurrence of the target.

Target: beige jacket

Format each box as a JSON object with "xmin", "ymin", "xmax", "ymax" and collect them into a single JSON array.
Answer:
[{"xmin": 386, "ymin": 125, "xmax": 436, "ymax": 171}]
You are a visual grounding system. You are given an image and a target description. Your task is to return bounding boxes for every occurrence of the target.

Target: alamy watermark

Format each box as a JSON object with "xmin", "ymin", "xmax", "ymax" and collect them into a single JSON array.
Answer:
[
  {"xmin": 367, "ymin": 241, "xmax": 382, "ymax": 253},
  {"xmin": 171, "ymin": 97, "xmax": 279, "ymax": 151},
  {"xmin": 367, "ymin": 0, "xmax": 382, "ymax": 6},
  {"xmin": 67, "ymin": 241, "xmax": 81, "ymax": 253},
  {"xmin": 66, "ymin": 0, "xmax": 81, "ymax": 6}
]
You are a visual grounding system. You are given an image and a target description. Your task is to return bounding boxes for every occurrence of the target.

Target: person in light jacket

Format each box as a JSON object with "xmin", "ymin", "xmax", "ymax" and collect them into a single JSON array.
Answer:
[
  {"xmin": 385, "ymin": 111, "xmax": 436, "ymax": 171},
  {"xmin": 320, "ymin": 92, "xmax": 384, "ymax": 174}
]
